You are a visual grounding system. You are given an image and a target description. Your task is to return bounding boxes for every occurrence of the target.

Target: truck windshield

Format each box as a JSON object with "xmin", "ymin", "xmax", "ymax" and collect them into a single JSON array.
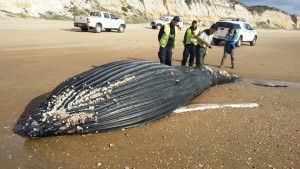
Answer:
[
  {"xmin": 216, "ymin": 22, "xmax": 241, "ymax": 29},
  {"xmin": 159, "ymin": 17, "xmax": 165, "ymax": 21},
  {"xmin": 90, "ymin": 12, "xmax": 101, "ymax": 17}
]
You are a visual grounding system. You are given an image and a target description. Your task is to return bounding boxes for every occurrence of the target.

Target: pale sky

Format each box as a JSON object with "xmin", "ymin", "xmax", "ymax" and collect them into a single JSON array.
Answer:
[{"xmin": 237, "ymin": 0, "xmax": 300, "ymax": 16}]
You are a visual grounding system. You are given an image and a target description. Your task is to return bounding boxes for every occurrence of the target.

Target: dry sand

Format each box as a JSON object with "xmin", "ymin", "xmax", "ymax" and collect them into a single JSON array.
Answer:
[{"xmin": 0, "ymin": 18, "xmax": 300, "ymax": 168}]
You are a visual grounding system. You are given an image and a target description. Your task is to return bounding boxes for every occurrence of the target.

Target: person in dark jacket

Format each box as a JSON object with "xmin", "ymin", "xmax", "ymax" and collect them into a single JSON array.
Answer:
[
  {"xmin": 181, "ymin": 20, "xmax": 200, "ymax": 66},
  {"xmin": 157, "ymin": 16, "xmax": 180, "ymax": 66},
  {"xmin": 220, "ymin": 27, "xmax": 237, "ymax": 69}
]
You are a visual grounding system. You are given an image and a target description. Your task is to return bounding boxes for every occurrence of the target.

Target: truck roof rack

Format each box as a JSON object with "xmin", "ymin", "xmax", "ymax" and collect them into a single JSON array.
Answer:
[{"xmin": 219, "ymin": 18, "xmax": 246, "ymax": 22}]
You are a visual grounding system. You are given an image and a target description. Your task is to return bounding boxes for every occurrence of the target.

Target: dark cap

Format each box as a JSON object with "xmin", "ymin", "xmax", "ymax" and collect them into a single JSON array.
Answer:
[
  {"xmin": 173, "ymin": 16, "xmax": 180, "ymax": 22},
  {"xmin": 192, "ymin": 20, "xmax": 197, "ymax": 24},
  {"xmin": 210, "ymin": 23, "xmax": 219, "ymax": 30}
]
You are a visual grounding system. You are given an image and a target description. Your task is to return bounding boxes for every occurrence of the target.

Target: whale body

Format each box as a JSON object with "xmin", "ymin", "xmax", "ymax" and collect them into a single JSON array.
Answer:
[{"xmin": 23, "ymin": 60, "xmax": 238, "ymax": 137}]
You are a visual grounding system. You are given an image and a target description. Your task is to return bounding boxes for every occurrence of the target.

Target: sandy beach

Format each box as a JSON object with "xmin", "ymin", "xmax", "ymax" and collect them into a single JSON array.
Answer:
[{"xmin": 0, "ymin": 18, "xmax": 300, "ymax": 168}]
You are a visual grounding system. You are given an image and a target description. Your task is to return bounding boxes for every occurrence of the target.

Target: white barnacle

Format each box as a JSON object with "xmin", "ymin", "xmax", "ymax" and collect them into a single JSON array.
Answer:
[
  {"xmin": 102, "ymin": 87, "xmax": 108, "ymax": 92},
  {"xmin": 58, "ymin": 112, "xmax": 68, "ymax": 120},
  {"xmin": 41, "ymin": 113, "xmax": 47, "ymax": 122},
  {"xmin": 59, "ymin": 125, "xmax": 68, "ymax": 131},
  {"xmin": 76, "ymin": 126, "xmax": 83, "ymax": 132},
  {"xmin": 112, "ymin": 98, "xmax": 118, "ymax": 104},
  {"xmin": 204, "ymin": 66, "xmax": 214, "ymax": 74},
  {"xmin": 69, "ymin": 116, "xmax": 79, "ymax": 126},
  {"xmin": 219, "ymin": 70, "xmax": 231, "ymax": 78}
]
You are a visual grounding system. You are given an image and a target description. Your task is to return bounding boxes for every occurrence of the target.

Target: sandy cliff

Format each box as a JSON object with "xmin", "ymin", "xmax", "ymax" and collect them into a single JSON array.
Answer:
[{"xmin": 0, "ymin": 0, "xmax": 298, "ymax": 29}]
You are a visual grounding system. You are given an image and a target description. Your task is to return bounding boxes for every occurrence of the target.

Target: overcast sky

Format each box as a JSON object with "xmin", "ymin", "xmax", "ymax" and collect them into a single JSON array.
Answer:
[{"xmin": 237, "ymin": 0, "xmax": 300, "ymax": 16}]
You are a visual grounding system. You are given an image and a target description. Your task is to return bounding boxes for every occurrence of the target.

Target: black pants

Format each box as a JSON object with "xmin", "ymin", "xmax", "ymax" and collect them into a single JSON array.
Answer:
[
  {"xmin": 181, "ymin": 44, "xmax": 196, "ymax": 66},
  {"xmin": 158, "ymin": 46, "xmax": 172, "ymax": 66},
  {"xmin": 220, "ymin": 48, "xmax": 235, "ymax": 67}
]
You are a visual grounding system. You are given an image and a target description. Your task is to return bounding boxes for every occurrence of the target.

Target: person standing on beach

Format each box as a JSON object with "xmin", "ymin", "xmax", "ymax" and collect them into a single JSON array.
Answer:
[
  {"xmin": 195, "ymin": 24, "xmax": 219, "ymax": 68},
  {"xmin": 220, "ymin": 27, "xmax": 237, "ymax": 69},
  {"xmin": 157, "ymin": 16, "xmax": 180, "ymax": 66},
  {"xmin": 181, "ymin": 20, "xmax": 200, "ymax": 66}
]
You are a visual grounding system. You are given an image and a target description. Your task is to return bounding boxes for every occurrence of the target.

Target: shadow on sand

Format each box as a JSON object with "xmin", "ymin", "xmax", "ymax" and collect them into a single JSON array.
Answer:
[
  {"xmin": 61, "ymin": 28, "xmax": 122, "ymax": 33},
  {"xmin": 60, "ymin": 28, "xmax": 81, "ymax": 32},
  {"xmin": 144, "ymin": 26, "xmax": 157, "ymax": 30}
]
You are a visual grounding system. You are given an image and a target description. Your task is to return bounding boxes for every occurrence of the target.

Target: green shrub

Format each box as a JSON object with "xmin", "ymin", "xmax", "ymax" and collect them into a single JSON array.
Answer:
[
  {"xmin": 124, "ymin": 16, "xmax": 148, "ymax": 24},
  {"xmin": 39, "ymin": 12, "xmax": 72, "ymax": 20},
  {"xmin": 248, "ymin": 5, "xmax": 287, "ymax": 15},
  {"xmin": 229, "ymin": 0, "xmax": 287, "ymax": 15},
  {"xmin": 121, "ymin": 6, "xmax": 128, "ymax": 12},
  {"xmin": 69, "ymin": 6, "xmax": 86, "ymax": 16}
]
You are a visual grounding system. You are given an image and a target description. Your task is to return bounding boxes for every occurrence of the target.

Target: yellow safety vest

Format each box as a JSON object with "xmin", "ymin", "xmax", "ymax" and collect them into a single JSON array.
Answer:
[
  {"xmin": 159, "ymin": 24, "xmax": 178, "ymax": 48},
  {"xmin": 185, "ymin": 28, "xmax": 198, "ymax": 45}
]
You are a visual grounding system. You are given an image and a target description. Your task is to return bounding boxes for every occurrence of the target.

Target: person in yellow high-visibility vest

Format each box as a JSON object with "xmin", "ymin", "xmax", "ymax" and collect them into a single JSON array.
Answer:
[
  {"xmin": 181, "ymin": 20, "xmax": 200, "ymax": 66},
  {"xmin": 157, "ymin": 16, "xmax": 180, "ymax": 66}
]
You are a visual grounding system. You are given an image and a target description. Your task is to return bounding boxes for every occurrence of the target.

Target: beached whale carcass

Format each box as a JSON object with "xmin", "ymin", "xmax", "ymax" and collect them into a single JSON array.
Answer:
[{"xmin": 23, "ymin": 60, "xmax": 238, "ymax": 137}]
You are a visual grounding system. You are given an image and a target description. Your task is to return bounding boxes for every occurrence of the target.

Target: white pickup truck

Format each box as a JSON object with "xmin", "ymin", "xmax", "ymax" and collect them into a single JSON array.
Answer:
[
  {"xmin": 150, "ymin": 16, "xmax": 184, "ymax": 30},
  {"xmin": 74, "ymin": 11, "xmax": 126, "ymax": 33},
  {"xmin": 213, "ymin": 18, "xmax": 257, "ymax": 47}
]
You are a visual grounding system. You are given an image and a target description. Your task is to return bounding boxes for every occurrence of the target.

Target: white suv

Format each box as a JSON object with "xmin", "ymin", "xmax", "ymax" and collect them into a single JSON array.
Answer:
[
  {"xmin": 213, "ymin": 18, "xmax": 257, "ymax": 47},
  {"xmin": 150, "ymin": 16, "xmax": 184, "ymax": 30}
]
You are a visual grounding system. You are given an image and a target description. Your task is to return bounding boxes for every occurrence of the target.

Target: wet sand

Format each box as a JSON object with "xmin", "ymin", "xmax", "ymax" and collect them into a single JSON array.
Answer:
[{"xmin": 0, "ymin": 18, "xmax": 300, "ymax": 168}]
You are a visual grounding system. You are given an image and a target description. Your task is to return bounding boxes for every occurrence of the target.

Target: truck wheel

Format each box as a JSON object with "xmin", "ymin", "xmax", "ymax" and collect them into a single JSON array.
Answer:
[
  {"xmin": 94, "ymin": 24, "xmax": 102, "ymax": 33},
  {"xmin": 118, "ymin": 25, "xmax": 125, "ymax": 33},
  {"xmin": 81, "ymin": 27, "xmax": 88, "ymax": 32},
  {"xmin": 235, "ymin": 36, "xmax": 242, "ymax": 47},
  {"xmin": 250, "ymin": 36, "xmax": 257, "ymax": 46},
  {"xmin": 156, "ymin": 24, "xmax": 162, "ymax": 30},
  {"xmin": 213, "ymin": 39, "xmax": 220, "ymax": 46}
]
